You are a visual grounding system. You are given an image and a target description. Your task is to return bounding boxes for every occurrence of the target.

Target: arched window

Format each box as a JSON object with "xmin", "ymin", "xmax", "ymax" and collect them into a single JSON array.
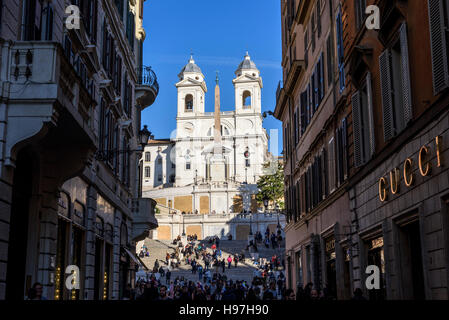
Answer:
[
  {"xmin": 185, "ymin": 94, "xmax": 193, "ymax": 111},
  {"xmin": 207, "ymin": 125, "xmax": 230, "ymax": 136},
  {"xmin": 243, "ymin": 91, "xmax": 251, "ymax": 108}
]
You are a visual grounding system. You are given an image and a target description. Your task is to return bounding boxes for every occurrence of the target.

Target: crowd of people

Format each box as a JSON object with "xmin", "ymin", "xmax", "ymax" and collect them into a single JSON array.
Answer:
[
  {"xmin": 128, "ymin": 235, "xmax": 291, "ymax": 301},
  {"xmin": 130, "ymin": 274, "xmax": 290, "ymax": 301}
]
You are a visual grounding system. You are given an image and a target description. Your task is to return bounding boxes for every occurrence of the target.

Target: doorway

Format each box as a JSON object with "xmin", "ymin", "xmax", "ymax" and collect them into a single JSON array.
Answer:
[
  {"xmin": 398, "ymin": 219, "xmax": 425, "ymax": 300},
  {"xmin": 5, "ymin": 148, "xmax": 35, "ymax": 300}
]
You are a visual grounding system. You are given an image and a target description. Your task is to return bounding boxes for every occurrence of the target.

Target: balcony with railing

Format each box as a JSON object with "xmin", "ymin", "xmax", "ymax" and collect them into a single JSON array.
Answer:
[
  {"xmin": 136, "ymin": 66, "xmax": 159, "ymax": 109},
  {"xmin": 0, "ymin": 40, "xmax": 97, "ymax": 166},
  {"xmin": 131, "ymin": 198, "xmax": 158, "ymax": 241}
]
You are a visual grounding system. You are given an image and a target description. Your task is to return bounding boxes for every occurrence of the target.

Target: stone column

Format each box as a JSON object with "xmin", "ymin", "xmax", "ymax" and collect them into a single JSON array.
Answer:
[
  {"xmin": 0, "ymin": 177, "xmax": 12, "ymax": 299},
  {"xmin": 83, "ymin": 186, "xmax": 97, "ymax": 300},
  {"xmin": 112, "ymin": 210, "xmax": 121, "ymax": 300},
  {"xmin": 37, "ymin": 187, "xmax": 59, "ymax": 300}
]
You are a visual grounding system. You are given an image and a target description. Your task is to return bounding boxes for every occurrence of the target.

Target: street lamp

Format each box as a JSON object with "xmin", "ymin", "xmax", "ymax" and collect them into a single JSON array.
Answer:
[
  {"xmin": 139, "ymin": 125, "xmax": 151, "ymax": 148},
  {"xmin": 277, "ymin": 212, "xmax": 282, "ymax": 235}
]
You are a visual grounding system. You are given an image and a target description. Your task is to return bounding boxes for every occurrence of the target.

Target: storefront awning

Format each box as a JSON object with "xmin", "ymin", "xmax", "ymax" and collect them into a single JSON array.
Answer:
[{"xmin": 123, "ymin": 247, "xmax": 141, "ymax": 266}]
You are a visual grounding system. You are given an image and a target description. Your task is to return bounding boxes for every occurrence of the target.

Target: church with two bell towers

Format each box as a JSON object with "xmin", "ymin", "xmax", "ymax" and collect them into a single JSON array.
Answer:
[{"xmin": 141, "ymin": 53, "xmax": 270, "ymax": 232}]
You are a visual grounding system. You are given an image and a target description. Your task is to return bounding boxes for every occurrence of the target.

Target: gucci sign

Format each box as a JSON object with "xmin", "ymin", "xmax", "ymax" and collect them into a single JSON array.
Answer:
[{"xmin": 378, "ymin": 136, "xmax": 442, "ymax": 202}]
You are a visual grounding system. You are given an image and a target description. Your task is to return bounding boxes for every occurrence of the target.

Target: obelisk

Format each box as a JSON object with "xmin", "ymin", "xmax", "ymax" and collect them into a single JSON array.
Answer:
[
  {"xmin": 214, "ymin": 72, "xmax": 222, "ymax": 155},
  {"xmin": 210, "ymin": 71, "xmax": 226, "ymax": 182}
]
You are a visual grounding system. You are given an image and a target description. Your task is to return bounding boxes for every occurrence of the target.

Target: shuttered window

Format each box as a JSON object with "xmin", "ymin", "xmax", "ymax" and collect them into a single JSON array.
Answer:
[
  {"xmin": 311, "ymin": 12, "xmax": 316, "ymax": 53},
  {"xmin": 295, "ymin": 180, "xmax": 300, "ymax": 222},
  {"xmin": 328, "ymin": 137, "xmax": 336, "ymax": 193},
  {"xmin": 335, "ymin": 118, "xmax": 348, "ymax": 186},
  {"xmin": 341, "ymin": 118, "xmax": 348, "ymax": 180},
  {"xmin": 311, "ymin": 70, "xmax": 317, "ymax": 112},
  {"xmin": 296, "ymin": 103, "xmax": 301, "ymax": 143},
  {"xmin": 300, "ymin": 177, "xmax": 305, "ymax": 217},
  {"xmin": 336, "ymin": 8, "xmax": 345, "ymax": 92},
  {"xmin": 379, "ymin": 23, "xmax": 413, "ymax": 142},
  {"xmin": 317, "ymin": 0, "xmax": 322, "ymax": 38},
  {"xmin": 292, "ymin": 183, "xmax": 297, "ymax": 222},
  {"xmin": 428, "ymin": 0, "xmax": 449, "ymax": 94},
  {"xmin": 336, "ymin": 126, "xmax": 342, "ymax": 186},
  {"xmin": 114, "ymin": 54, "xmax": 122, "ymax": 95},
  {"xmin": 126, "ymin": 1, "xmax": 135, "ymax": 51},
  {"xmin": 327, "ymin": 36, "xmax": 334, "ymax": 87},
  {"xmin": 321, "ymin": 148, "xmax": 328, "ymax": 198},
  {"xmin": 122, "ymin": 135, "xmax": 130, "ymax": 186},
  {"xmin": 355, "ymin": 0, "xmax": 367, "ymax": 30},
  {"xmin": 294, "ymin": 110, "xmax": 298, "ymax": 145},
  {"xmin": 113, "ymin": 123, "xmax": 119, "ymax": 174},
  {"xmin": 300, "ymin": 90, "xmax": 308, "ymax": 135},
  {"xmin": 319, "ymin": 52, "xmax": 325, "ymax": 101},
  {"xmin": 304, "ymin": 29, "xmax": 309, "ymax": 68},
  {"xmin": 352, "ymin": 73, "xmax": 375, "ymax": 167}
]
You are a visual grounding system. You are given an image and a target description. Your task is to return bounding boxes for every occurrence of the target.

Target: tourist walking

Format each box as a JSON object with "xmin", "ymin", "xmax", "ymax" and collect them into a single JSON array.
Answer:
[
  {"xmin": 166, "ymin": 270, "xmax": 171, "ymax": 285},
  {"xmin": 227, "ymin": 255, "xmax": 232, "ymax": 269}
]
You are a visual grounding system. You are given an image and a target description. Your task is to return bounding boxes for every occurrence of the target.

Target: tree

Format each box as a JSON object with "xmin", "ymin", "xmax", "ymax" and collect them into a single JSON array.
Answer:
[{"xmin": 256, "ymin": 161, "xmax": 284, "ymax": 210}]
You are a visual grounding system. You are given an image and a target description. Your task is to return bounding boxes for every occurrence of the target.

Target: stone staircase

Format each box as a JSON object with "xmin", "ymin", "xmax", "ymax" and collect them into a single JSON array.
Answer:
[
  {"xmin": 140, "ymin": 239, "xmax": 177, "ymax": 271},
  {"xmin": 139, "ymin": 238, "xmax": 285, "ymax": 284}
]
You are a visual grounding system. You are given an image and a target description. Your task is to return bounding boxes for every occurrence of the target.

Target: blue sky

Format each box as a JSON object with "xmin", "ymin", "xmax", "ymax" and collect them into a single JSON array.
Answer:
[{"xmin": 141, "ymin": 0, "xmax": 283, "ymax": 155}]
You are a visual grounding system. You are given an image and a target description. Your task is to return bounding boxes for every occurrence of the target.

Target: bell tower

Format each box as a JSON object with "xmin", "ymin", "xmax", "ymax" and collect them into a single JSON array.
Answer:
[
  {"xmin": 233, "ymin": 52, "xmax": 263, "ymax": 114},
  {"xmin": 175, "ymin": 56, "xmax": 207, "ymax": 117}
]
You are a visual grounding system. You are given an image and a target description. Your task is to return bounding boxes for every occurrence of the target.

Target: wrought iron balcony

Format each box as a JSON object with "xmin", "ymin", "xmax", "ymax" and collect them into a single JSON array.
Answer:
[{"xmin": 136, "ymin": 66, "xmax": 159, "ymax": 109}]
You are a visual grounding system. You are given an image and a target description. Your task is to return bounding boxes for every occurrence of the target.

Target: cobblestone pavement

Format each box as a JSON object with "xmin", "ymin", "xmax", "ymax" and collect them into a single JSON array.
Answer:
[{"xmin": 139, "ymin": 239, "xmax": 285, "ymax": 284}]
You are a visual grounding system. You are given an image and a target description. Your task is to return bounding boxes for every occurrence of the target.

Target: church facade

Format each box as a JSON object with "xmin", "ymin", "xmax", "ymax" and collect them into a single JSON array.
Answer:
[{"xmin": 142, "ymin": 53, "xmax": 270, "ymax": 218}]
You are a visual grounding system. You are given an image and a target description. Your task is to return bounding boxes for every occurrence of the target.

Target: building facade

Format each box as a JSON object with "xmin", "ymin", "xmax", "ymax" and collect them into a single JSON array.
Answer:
[
  {"xmin": 0, "ymin": 0, "xmax": 158, "ymax": 300},
  {"xmin": 153, "ymin": 212, "xmax": 285, "ymax": 241},
  {"xmin": 276, "ymin": 0, "xmax": 449, "ymax": 300},
  {"xmin": 276, "ymin": 0, "xmax": 352, "ymax": 299},
  {"xmin": 345, "ymin": 0, "xmax": 449, "ymax": 300},
  {"xmin": 142, "ymin": 54, "xmax": 271, "ymax": 219}
]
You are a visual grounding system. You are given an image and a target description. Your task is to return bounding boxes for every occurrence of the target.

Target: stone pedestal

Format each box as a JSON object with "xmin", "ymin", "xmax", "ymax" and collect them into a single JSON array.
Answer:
[{"xmin": 210, "ymin": 154, "xmax": 226, "ymax": 182}]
